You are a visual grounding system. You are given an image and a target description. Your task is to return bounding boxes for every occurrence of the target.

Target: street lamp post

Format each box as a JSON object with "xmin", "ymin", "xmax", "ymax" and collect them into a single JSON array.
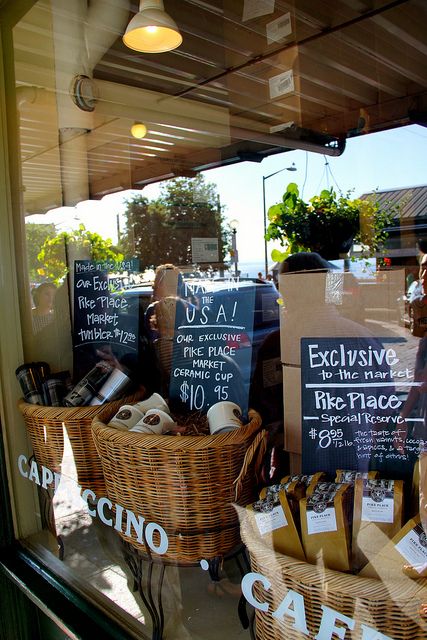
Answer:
[
  {"xmin": 262, "ymin": 162, "xmax": 296, "ymax": 277},
  {"xmin": 230, "ymin": 218, "xmax": 239, "ymax": 277}
]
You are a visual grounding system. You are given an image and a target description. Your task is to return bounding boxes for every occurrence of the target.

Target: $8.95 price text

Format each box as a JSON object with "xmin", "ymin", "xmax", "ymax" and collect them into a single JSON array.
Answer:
[{"xmin": 308, "ymin": 428, "xmax": 353, "ymax": 449}]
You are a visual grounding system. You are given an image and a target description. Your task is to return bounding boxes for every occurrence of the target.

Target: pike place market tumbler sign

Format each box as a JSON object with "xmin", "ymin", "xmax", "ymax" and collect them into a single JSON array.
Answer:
[
  {"xmin": 73, "ymin": 259, "xmax": 139, "ymax": 377},
  {"xmin": 301, "ymin": 337, "xmax": 423, "ymax": 475}
]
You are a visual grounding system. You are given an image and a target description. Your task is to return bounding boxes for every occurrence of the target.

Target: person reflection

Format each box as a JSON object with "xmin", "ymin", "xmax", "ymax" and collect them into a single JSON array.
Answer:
[
  {"xmin": 396, "ymin": 336, "xmax": 427, "ymax": 455},
  {"xmin": 31, "ymin": 281, "xmax": 57, "ymax": 334},
  {"xmin": 417, "ymin": 238, "xmax": 427, "ymax": 281},
  {"xmin": 145, "ymin": 264, "xmax": 184, "ymax": 341},
  {"xmin": 144, "ymin": 264, "xmax": 194, "ymax": 396},
  {"xmin": 396, "ymin": 259, "xmax": 427, "ymax": 456}
]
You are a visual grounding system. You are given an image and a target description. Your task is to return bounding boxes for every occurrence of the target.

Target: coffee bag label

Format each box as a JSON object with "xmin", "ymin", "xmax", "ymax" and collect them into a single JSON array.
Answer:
[
  {"xmin": 395, "ymin": 524, "xmax": 427, "ymax": 572},
  {"xmin": 306, "ymin": 504, "xmax": 337, "ymax": 534},
  {"xmin": 306, "ymin": 491, "xmax": 338, "ymax": 534},
  {"xmin": 362, "ymin": 479, "xmax": 395, "ymax": 523},
  {"xmin": 255, "ymin": 505, "xmax": 288, "ymax": 535}
]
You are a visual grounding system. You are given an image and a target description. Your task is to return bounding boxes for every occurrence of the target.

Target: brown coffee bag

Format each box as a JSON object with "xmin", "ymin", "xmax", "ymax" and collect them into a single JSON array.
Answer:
[
  {"xmin": 282, "ymin": 472, "xmax": 327, "ymax": 496},
  {"xmin": 300, "ymin": 482, "xmax": 353, "ymax": 572},
  {"xmin": 360, "ymin": 516, "xmax": 427, "ymax": 580},
  {"xmin": 352, "ymin": 478, "xmax": 404, "ymax": 571},
  {"xmin": 248, "ymin": 486, "xmax": 305, "ymax": 560}
]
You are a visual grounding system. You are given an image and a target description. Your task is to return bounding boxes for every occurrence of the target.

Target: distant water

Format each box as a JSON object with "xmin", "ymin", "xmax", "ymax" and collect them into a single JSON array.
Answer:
[
  {"xmin": 237, "ymin": 261, "xmax": 265, "ymax": 278},
  {"xmin": 235, "ymin": 258, "xmax": 377, "ymax": 280}
]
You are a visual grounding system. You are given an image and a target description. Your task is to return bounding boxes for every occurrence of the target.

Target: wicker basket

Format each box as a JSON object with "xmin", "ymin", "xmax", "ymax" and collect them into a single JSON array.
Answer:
[
  {"xmin": 240, "ymin": 514, "xmax": 427, "ymax": 640},
  {"xmin": 92, "ymin": 406, "xmax": 265, "ymax": 563},
  {"xmin": 18, "ymin": 393, "xmax": 142, "ymax": 496}
]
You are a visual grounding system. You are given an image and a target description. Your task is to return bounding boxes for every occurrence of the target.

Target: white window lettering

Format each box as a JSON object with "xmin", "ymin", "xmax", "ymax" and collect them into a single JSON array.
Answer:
[
  {"xmin": 272, "ymin": 589, "xmax": 309, "ymax": 635},
  {"xmin": 241, "ymin": 572, "xmax": 270, "ymax": 612},
  {"xmin": 315, "ymin": 605, "xmax": 355, "ymax": 640},
  {"xmin": 17, "ymin": 454, "xmax": 28, "ymax": 478}
]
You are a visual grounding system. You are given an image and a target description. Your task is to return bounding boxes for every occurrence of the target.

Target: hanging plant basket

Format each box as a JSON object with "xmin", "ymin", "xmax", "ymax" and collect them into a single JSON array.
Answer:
[{"xmin": 265, "ymin": 183, "xmax": 396, "ymax": 262}]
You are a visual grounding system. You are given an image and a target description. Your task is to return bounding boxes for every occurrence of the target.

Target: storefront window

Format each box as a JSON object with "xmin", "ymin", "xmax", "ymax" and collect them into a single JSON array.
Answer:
[{"xmin": 4, "ymin": 0, "xmax": 427, "ymax": 638}]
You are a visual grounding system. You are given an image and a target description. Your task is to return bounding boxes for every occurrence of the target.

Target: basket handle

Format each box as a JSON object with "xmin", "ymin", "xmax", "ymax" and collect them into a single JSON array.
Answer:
[{"xmin": 233, "ymin": 429, "xmax": 267, "ymax": 501}]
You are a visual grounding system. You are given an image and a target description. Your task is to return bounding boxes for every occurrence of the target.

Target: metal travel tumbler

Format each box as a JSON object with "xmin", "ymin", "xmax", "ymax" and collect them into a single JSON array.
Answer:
[
  {"xmin": 64, "ymin": 362, "xmax": 113, "ymax": 407},
  {"xmin": 89, "ymin": 368, "xmax": 132, "ymax": 405},
  {"xmin": 35, "ymin": 361, "xmax": 51, "ymax": 384}
]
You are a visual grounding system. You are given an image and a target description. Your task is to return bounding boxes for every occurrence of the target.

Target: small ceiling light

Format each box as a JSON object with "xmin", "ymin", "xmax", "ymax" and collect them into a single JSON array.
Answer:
[
  {"xmin": 123, "ymin": 0, "xmax": 183, "ymax": 53},
  {"xmin": 131, "ymin": 122, "xmax": 148, "ymax": 139}
]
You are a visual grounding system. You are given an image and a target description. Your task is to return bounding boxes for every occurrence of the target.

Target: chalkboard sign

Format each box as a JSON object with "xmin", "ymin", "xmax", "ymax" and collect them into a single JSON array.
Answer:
[
  {"xmin": 73, "ymin": 259, "xmax": 139, "ymax": 380},
  {"xmin": 301, "ymin": 337, "xmax": 422, "ymax": 477},
  {"xmin": 169, "ymin": 279, "xmax": 256, "ymax": 415}
]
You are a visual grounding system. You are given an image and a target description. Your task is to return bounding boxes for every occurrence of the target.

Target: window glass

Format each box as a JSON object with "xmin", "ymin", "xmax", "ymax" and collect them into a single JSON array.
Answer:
[{"xmin": 9, "ymin": 1, "xmax": 427, "ymax": 638}]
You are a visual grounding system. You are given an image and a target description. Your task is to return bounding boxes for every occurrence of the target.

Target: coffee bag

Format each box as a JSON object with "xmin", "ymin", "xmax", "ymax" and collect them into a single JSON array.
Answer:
[
  {"xmin": 300, "ymin": 482, "xmax": 353, "ymax": 571},
  {"xmin": 352, "ymin": 478, "xmax": 404, "ymax": 571},
  {"xmin": 248, "ymin": 485, "xmax": 305, "ymax": 560},
  {"xmin": 360, "ymin": 516, "xmax": 427, "ymax": 580}
]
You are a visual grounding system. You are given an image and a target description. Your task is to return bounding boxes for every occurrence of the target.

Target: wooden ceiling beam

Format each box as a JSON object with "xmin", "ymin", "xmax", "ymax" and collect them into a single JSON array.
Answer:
[
  {"xmin": 336, "ymin": 21, "xmax": 427, "ymax": 86},
  {"xmin": 298, "ymin": 40, "xmax": 404, "ymax": 98},
  {"xmin": 371, "ymin": 10, "xmax": 427, "ymax": 57},
  {"xmin": 306, "ymin": 90, "xmax": 427, "ymax": 136}
]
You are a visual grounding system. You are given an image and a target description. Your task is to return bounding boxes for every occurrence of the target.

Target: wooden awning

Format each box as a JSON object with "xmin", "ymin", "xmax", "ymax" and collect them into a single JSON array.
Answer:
[{"xmin": 13, "ymin": 0, "xmax": 427, "ymax": 211}]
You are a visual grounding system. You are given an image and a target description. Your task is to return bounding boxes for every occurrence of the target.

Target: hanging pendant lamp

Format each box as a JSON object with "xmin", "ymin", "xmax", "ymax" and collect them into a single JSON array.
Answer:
[{"xmin": 123, "ymin": 0, "xmax": 183, "ymax": 53}]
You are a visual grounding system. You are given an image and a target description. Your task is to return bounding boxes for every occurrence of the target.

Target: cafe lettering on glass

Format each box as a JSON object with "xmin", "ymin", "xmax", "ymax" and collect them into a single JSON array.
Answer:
[
  {"xmin": 73, "ymin": 260, "xmax": 139, "ymax": 366},
  {"xmin": 300, "ymin": 337, "xmax": 423, "ymax": 475},
  {"xmin": 169, "ymin": 279, "xmax": 256, "ymax": 415}
]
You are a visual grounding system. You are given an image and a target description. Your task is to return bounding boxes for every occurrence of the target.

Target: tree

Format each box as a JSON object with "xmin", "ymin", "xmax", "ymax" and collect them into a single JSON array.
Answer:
[
  {"xmin": 119, "ymin": 176, "xmax": 230, "ymax": 271},
  {"xmin": 25, "ymin": 222, "xmax": 57, "ymax": 284},
  {"xmin": 38, "ymin": 224, "xmax": 124, "ymax": 284}
]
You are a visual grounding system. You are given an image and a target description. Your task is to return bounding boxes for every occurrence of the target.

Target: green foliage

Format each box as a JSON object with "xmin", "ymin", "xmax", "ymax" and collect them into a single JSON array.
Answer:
[
  {"xmin": 25, "ymin": 222, "xmax": 57, "ymax": 283},
  {"xmin": 119, "ymin": 176, "xmax": 230, "ymax": 270},
  {"xmin": 265, "ymin": 183, "xmax": 397, "ymax": 260},
  {"xmin": 271, "ymin": 247, "xmax": 291, "ymax": 264},
  {"xmin": 37, "ymin": 224, "xmax": 123, "ymax": 284}
]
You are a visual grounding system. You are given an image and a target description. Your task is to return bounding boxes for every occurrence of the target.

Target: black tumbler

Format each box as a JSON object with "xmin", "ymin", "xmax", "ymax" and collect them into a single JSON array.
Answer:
[{"xmin": 15, "ymin": 363, "xmax": 44, "ymax": 405}]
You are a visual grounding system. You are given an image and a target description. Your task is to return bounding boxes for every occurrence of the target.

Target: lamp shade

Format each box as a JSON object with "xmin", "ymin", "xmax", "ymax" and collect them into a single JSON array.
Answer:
[{"xmin": 123, "ymin": 1, "xmax": 182, "ymax": 53}]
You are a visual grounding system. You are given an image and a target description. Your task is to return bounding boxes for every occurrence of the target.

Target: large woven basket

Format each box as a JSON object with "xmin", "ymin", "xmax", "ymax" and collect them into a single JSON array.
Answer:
[
  {"xmin": 18, "ymin": 393, "xmax": 143, "ymax": 496},
  {"xmin": 240, "ymin": 514, "xmax": 427, "ymax": 640},
  {"xmin": 92, "ymin": 405, "xmax": 265, "ymax": 564}
]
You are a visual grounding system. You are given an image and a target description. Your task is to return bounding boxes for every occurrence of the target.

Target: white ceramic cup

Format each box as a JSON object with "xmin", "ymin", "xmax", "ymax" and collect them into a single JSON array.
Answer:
[
  {"xmin": 134, "ymin": 393, "xmax": 170, "ymax": 415},
  {"xmin": 108, "ymin": 404, "xmax": 145, "ymax": 430},
  {"xmin": 131, "ymin": 408, "xmax": 176, "ymax": 434},
  {"xmin": 207, "ymin": 401, "xmax": 242, "ymax": 435},
  {"xmin": 213, "ymin": 425, "xmax": 240, "ymax": 434},
  {"xmin": 128, "ymin": 422, "xmax": 154, "ymax": 434}
]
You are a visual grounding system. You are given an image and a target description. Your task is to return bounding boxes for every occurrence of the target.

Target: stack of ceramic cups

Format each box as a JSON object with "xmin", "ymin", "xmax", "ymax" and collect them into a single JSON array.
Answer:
[
  {"xmin": 108, "ymin": 393, "xmax": 176, "ymax": 434},
  {"xmin": 206, "ymin": 401, "xmax": 243, "ymax": 435}
]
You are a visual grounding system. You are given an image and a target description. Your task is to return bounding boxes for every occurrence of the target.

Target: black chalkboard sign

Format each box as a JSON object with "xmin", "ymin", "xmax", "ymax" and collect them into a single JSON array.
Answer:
[
  {"xmin": 301, "ymin": 337, "xmax": 422, "ymax": 477},
  {"xmin": 169, "ymin": 279, "xmax": 256, "ymax": 415},
  {"xmin": 72, "ymin": 259, "xmax": 139, "ymax": 380}
]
